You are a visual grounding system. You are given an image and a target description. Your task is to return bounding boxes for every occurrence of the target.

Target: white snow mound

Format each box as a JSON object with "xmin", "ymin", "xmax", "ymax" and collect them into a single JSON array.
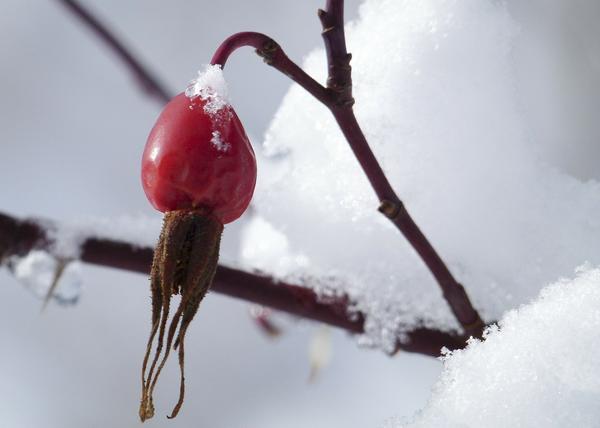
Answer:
[
  {"xmin": 240, "ymin": 0, "xmax": 600, "ymax": 351},
  {"xmin": 398, "ymin": 265, "xmax": 600, "ymax": 428}
]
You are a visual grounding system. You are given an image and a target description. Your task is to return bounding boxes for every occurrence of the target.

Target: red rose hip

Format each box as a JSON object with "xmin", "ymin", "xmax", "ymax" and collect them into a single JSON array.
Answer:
[
  {"xmin": 139, "ymin": 89, "xmax": 256, "ymax": 422},
  {"xmin": 141, "ymin": 92, "xmax": 256, "ymax": 224}
]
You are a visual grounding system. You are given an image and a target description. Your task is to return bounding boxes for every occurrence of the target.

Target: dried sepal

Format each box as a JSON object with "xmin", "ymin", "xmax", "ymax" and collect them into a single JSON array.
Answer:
[{"xmin": 140, "ymin": 209, "xmax": 223, "ymax": 422}]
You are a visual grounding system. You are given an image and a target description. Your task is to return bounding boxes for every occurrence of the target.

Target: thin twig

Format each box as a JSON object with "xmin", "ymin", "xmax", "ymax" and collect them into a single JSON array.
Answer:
[
  {"xmin": 0, "ymin": 211, "xmax": 467, "ymax": 357},
  {"xmin": 55, "ymin": 0, "xmax": 172, "ymax": 104}
]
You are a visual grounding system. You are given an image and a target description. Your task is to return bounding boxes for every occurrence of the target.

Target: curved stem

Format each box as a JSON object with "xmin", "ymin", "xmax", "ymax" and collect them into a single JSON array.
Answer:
[
  {"xmin": 210, "ymin": 32, "xmax": 272, "ymax": 67},
  {"xmin": 210, "ymin": 32, "xmax": 330, "ymax": 105}
]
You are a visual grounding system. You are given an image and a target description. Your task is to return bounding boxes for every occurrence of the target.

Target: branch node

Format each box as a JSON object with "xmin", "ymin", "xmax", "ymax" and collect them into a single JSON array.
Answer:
[
  {"xmin": 378, "ymin": 200, "xmax": 405, "ymax": 220},
  {"xmin": 255, "ymin": 40, "xmax": 280, "ymax": 66},
  {"xmin": 462, "ymin": 316, "xmax": 485, "ymax": 332}
]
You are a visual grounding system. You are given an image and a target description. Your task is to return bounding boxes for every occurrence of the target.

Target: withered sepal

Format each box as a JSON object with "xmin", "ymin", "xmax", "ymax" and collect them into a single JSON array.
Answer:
[{"xmin": 140, "ymin": 209, "xmax": 223, "ymax": 422}]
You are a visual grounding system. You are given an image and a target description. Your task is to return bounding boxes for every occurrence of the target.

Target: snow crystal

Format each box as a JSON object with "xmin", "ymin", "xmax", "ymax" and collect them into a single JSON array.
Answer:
[
  {"xmin": 185, "ymin": 64, "xmax": 230, "ymax": 115},
  {"xmin": 12, "ymin": 250, "xmax": 82, "ymax": 305},
  {"xmin": 399, "ymin": 266, "xmax": 600, "ymax": 427},
  {"xmin": 211, "ymin": 130, "xmax": 231, "ymax": 152},
  {"xmin": 240, "ymin": 0, "xmax": 600, "ymax": 351}
]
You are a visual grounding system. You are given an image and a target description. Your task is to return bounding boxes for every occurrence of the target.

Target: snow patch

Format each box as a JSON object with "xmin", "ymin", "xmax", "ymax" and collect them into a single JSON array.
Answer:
[
  {"xmin": 400, "ymin": 266, "xmax": 600, "ymax": 427},
  {"xmin": 211, "ymin": 130, "xmax": 231, "ymax": 152},
  {"xmin": 46, "ymin": 213, "xmax": 162, "ymax": 259},
  {"xmin": 185, "ymin": 64, "xmax": 230, "ymax": 115}
]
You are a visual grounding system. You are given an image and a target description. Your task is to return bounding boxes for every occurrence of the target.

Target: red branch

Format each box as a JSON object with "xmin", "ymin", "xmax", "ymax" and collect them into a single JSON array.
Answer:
[{"xmin": 0, "ymin": 211, "xmax": 466, "ymax": 357}]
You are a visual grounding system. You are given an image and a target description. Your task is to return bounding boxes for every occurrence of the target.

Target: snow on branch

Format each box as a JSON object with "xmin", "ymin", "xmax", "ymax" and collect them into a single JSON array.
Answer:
[{"xmin": 0, "ymin": 211, "xmax": 467, "ymax": 357}]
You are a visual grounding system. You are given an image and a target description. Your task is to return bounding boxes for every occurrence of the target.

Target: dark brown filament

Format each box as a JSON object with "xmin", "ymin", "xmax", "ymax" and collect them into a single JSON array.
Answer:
[{"xmin": 140, "ymin": 209, "xmax": 223, "ymax": 422}]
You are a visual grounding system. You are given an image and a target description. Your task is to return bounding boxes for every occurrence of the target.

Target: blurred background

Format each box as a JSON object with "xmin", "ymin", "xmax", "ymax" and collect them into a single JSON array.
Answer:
[{"xmin": 0, "ymin": 1, "xmax": 599, "ymax": 427}]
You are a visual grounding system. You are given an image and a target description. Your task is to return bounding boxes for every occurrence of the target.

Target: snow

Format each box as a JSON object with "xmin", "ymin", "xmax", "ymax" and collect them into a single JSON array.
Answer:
[
  {"xmin": 46, "ymin": 213, "xmax": 162, "ymax": 259},
  {"xmin": 396, "ymin": 265, "xmax": 600, "ymax": 428},
  {"xmin": 240, "ymin": 0, "xmax": 600, "ymax": 351},
  {"xmin": 211, "ymin": 130, "xmax": 231, "ymax": 152},
  {"xmin": 185, "ymin": 64, "xmax": 230, "ymax": 115},
  {"xmin": 11, "ymin": 250, "xmax": 82, "ymax": 305}
]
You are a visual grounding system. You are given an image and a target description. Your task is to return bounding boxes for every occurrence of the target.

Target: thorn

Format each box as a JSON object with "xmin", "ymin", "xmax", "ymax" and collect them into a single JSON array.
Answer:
[
  {"xmin": 41, "ymin": 257, "xmax": 69, "ymax": 312},
  {"xmin": 317, "ymin": 8, "xmax": 328, "ymax": 26}
]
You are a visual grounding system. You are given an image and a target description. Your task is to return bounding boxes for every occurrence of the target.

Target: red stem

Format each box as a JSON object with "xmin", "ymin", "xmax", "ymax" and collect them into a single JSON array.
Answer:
[
  {"xmin": 211, "ymin": 32, "xmax": 330, "ymax": 105},
  {"xmin": 0, "ymin": 211, "xmax": 467, "ymax": 356},
  {"xmin": 210, "ymin": 32, "xmax": 271, "ymax": 66}
]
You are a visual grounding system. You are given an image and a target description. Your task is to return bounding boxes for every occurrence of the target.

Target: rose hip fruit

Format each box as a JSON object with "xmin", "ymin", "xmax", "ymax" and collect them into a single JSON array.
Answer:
[
  {"xmin": 139, "ymin": 91, "xmax": 256, "ymax": 422},
  {"xmin": 142, "ymin": 92, "xmax": 256, "ymax": 223}
]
